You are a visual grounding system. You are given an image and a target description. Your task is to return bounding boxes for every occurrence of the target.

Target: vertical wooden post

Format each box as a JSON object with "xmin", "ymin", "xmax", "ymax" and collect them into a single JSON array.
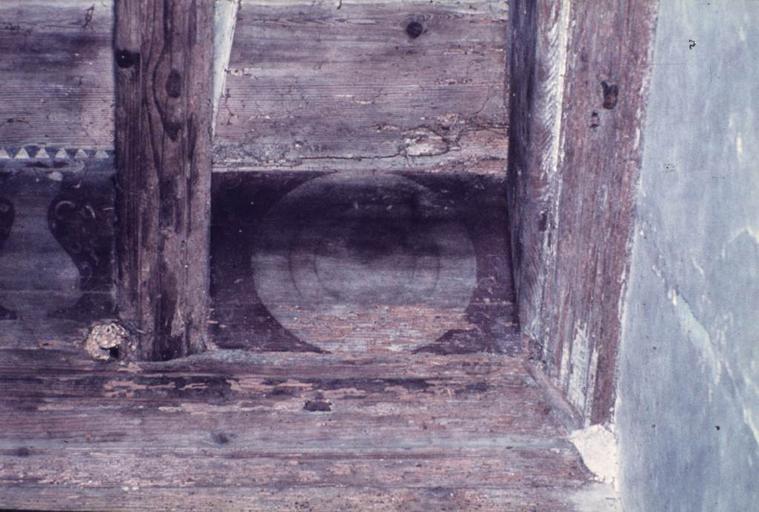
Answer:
[
  {"xmin": 507, "ymin": 0, "xmax": 658, "ymax": 424},
  {"xmin": 114, "ymin": 0, "xmax": 214, "ymax": 360}
]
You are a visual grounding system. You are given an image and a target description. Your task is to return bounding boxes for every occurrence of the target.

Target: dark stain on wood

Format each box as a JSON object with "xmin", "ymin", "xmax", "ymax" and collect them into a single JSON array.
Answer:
[
  {"xmin": 590, "ymin": 111, "xmax": 601, "ymax": 129},
  {"xmin": 0, "ymin": 195, "xmax": 15, "ymax": 320},
  {"xmin": 115, "ymin": 48, "xmax": 140, "ymax": 68},
  {"xmin": 303, "ymin": 397, "xmax": 332, "ymax": 412},
  {"xmin": 210, "ymin": 171, "xmax": 326, "ymax": 353},
  {"xmin": 211, "ymin": 171, "xmax": 519, "ymax": 355},
  {"xmin": 211, "ymin": 431, "xmax": 232, "ymax": 445},
  {"xmin": 0, "ymin": 162, "xmax": 114, "ymax": 325},
  {"xmin": 601, "ymin": 80, "xmax": 619, "ymax": 110},
  {"xmin": 405, "ymin": 20, "xmax": 425, "ymax": 39},
  {"xmin": 114, "ymin": 0, "xmax": 215, "ymax": 361}
]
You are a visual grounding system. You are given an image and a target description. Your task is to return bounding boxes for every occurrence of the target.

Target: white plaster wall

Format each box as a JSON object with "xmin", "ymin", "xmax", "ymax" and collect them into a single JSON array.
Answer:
[{"xmin": 617, "ymin": 1, "xmax": 759, "ymax": 510}]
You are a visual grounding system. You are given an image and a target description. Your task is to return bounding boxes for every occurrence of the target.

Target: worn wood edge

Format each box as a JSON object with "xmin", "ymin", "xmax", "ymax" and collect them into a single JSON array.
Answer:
[
  {"xmin": 234, "ymin": 0, "xmax": 509, "ymax": 16},
  {"xmin": 505, "ymin": 0, "xmax": 571, "ymax": 354},
  {"xmin": 211, "ymin": 165, "xmax": 510, "ymax": 175},
  {"xmin": 0, "ymin": 347, "xmax": 529, "ymax": 376},
  {"xmin": 212, "ymin": 0, "xmax": 239, "ymax": 135},
  {"xmin": 523, "ymin": 351, "xmax": 583, "ymax": 432}
]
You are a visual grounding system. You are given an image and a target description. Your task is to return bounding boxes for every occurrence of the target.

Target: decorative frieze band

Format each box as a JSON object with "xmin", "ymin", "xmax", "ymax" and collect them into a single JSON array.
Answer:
[{"xmin": 0, "ymin": 146, "xmax": 113, "ymax": 161}]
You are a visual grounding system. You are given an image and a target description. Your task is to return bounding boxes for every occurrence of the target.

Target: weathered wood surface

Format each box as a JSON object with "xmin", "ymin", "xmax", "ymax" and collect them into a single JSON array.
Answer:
[
  {"xmin": 214, "ymin": 0, "xmax": 510, "ymax": 175},
  {"xmin": 0, "ymin": 0, "xmax": 114, "ymax": 149},
  {"xmin": 0, "ymin": 169, "xmax": 519, "ymax": 355},
  {"xmin": 0, "ymin": 349, "xmax": 597, "ymax": 511},
  {"xmin": 211, "ymin": 171, "xmax": 520, "ymax": 354},
  {"xmin": 506, "ymin": 0, "xmax": 658, "ymax": 423},
  {"xmin": 506, "ymin": 0, "xmax": 566, "ymax": 345},
  {"xmin": 114, "ymin": 0, "xmax": 215, "ymax": 360},
  {"xmin": 0, "ymin": 161, "xmax": 115, "ymax": 324}
]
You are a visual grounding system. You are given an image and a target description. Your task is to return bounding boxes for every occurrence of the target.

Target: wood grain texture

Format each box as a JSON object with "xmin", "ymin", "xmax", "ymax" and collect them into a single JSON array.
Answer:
[
  {"xmin": 507, "ymin": 0, "xmax": 658, "ymax": 423},
  {"xmin": 214, "ymin": 0, "xmax": 510, "ymax": 175},
  {"xmin": 114, "ymin": 0, "xmax": 215, "ymax": 360},
  {"xmin": 0, "ymin": 0, "xmax": 114, "ymax": 149},
  {"xmin": 506, "ymin": 0, "xmax": 568, "ymax": 344},
  {"xmin": 0, "ymin": 349, "xmax": 596, "ymax": 511}
]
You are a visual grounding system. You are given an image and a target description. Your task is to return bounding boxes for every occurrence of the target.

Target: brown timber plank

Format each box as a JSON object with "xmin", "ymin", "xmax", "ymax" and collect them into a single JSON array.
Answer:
[
  {"xmin": 214, "ymin": 0, "xmax": 510, "ymax": 175},
  {"xmin": 506, "ymin": 0, "xmax": 658, "ymax": 422},
  {"xmin": 0, "ymin": 0, "xmax": 114, "ymax": 149},
  {"xmin": 0, "ymin": 486, "xmax": 583, "ymax": 512},
  {"xmin": 0, "ymin": 352, "xmax": 593, "ymax": 511},
  {"xmin": 114, "ymin": 0, "xmax": 215, "ymax": 360}
]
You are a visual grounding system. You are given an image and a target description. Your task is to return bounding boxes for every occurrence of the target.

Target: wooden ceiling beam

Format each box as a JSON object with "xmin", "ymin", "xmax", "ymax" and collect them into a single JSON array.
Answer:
[{"xmin": 114, "ymin": 0, "xmax": 215, "ymax": 360}]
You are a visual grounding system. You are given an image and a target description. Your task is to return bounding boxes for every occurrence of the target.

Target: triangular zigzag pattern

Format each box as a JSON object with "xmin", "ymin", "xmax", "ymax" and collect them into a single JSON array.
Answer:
[{"xmin": 0, "ymin": 146, "xmax": 114, "ymax": 161}]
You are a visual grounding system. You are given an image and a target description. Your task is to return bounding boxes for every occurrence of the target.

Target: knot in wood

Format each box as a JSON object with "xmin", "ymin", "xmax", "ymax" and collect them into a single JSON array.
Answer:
[{"xmin": 115, "ymin": 49, "xmax": 140, "ymax": 69}]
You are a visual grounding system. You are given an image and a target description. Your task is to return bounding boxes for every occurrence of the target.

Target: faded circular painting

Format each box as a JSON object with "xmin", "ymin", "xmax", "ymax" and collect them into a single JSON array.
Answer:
[{"xmin": 253, "ymin": 172, "xmax": 477, "ymax": 353}]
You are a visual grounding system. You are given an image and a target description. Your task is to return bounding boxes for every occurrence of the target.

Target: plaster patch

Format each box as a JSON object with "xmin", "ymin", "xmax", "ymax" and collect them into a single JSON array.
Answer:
[
  {"xmin": 570, "ymin": 424, "xmax": 619, "ymax": 488},
  {"xmin": 402, "ymin": 128, "xmax": 449, "ymax": 157}
]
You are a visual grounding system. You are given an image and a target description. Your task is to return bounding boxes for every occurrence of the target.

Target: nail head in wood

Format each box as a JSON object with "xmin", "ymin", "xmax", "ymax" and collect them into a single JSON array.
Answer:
[{"xmin": 406, "ymin": 20, "xmax": 424, "ymax": 39}]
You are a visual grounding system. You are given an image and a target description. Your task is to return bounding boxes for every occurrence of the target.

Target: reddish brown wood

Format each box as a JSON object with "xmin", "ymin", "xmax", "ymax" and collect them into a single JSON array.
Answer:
[
  {"xmin": 114, "ymin": 0, "xmax": 215, "ymax": 360},
  {"xmin": 507, "ymin": 0, "xmax": 658, "ymax": 423},
  {"xmin": 0, "ymin": 348, "xmax": 598, "ymax": 511},
  {"xmin": 213, "ymin": 0, "xmax": 510, "ymax": 176}
]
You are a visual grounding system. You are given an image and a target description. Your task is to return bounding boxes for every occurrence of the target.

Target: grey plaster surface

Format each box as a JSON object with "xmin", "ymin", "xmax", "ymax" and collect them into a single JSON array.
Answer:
[{"xmin": 617, "ymin": 1, "xmax": 759, "ymax": 510}]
